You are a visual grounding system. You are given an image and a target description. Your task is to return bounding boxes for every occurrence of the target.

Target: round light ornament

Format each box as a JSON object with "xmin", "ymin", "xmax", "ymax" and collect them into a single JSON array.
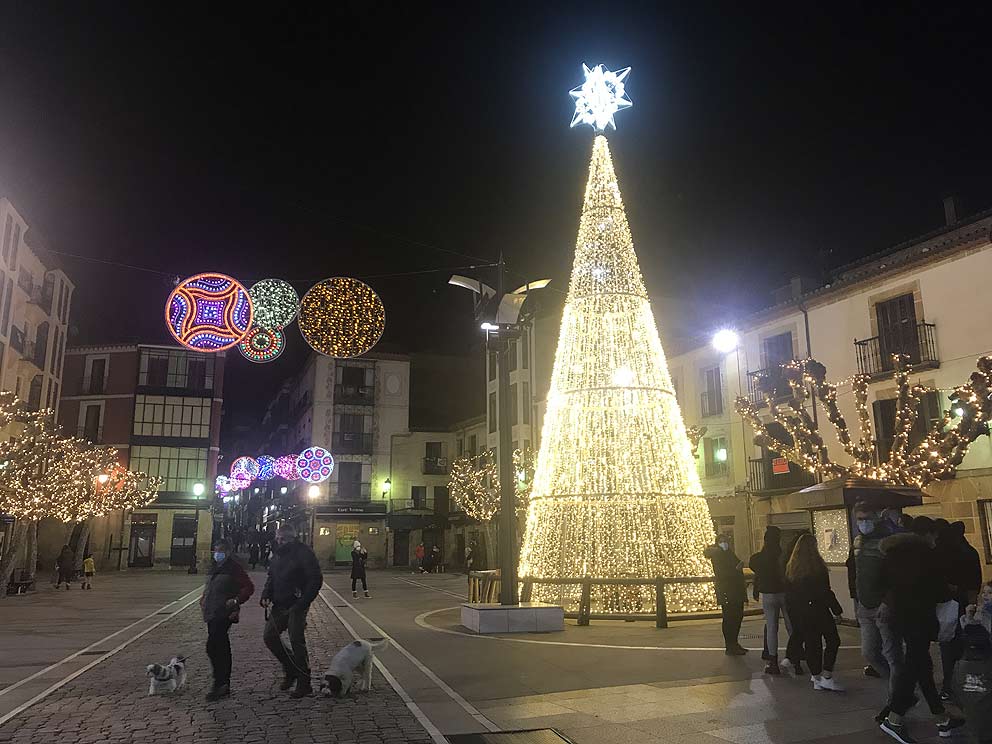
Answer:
[
  {"xmin": 230, "ymin": 456, "xmax": 260, "ymax": 482},
  {"xmin": 274, "ymin": 455, "xmax": 300, "ymax": 481},
  {"xmin": 230, "ymin": 473, "xmax": 252, "ymax": 491},
  {"xmin": 249, "ymin": 278, "xmax": 300, "ymax": 330},
  {"xmin": 296, "ymin": 446, "xmax": 334, "ymax": 484},
  {"xmin": 165, "ymin": 272, "xmax": 253, "ymax": 352},
  {"xmin": 238, "ymin": 326, "xmax": 285, "ymax": 363},
  {"xmin": 215, "ymin": 475, "xmax": 232, "ymax": 494},
  {"xmin": 298, "ymin": 277, "xmax": 385, "ymax": 358},
  {"xmin": 256, "ymin": 455, "xmax": 276, "ymax": 481}
]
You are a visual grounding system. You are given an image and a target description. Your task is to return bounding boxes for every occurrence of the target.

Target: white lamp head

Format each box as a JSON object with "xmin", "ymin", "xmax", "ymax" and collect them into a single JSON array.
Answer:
[{"xmin": 712, "ymin": 329, "xmax": 740, "ymax": 354}]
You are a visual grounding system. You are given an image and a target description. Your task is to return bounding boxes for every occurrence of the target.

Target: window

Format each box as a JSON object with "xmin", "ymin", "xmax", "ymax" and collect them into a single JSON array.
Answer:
[
  {"xmin": 337, "ymin": 462, "xmax": 363, "ymax": 500},
  {"xmin": 49, "ymin": 328, "xmax": 59, "ymax": 374},
  {"xmin": 1, "ymin": 215, "xmax": 10, "ymax": 262},
  {"xmin": 876, "ymin": 293, "xmax": 920, "ymax": 369},
  {"xmin": 2, "ymin": 277, "xmax": 12, "ymax": 336},
  {"xmin": 27, "ymin": 375, "xmax": 42, "ymax": 411},
  {"xmin": 703, "ymin": 436, "xmax": 729, "ymax": 478},
  {"xmin": 341, "ymin": 366, "xmax": 364, "ymax": 387},
  {"xmin": 979, "ymin": 501, "xmax": 992, "ymax": 563},
  {"xmin": 873, "ymin": 391, "xmax": 941, "ymax": 462},
  {"xmin": 425, "ymin": 441, "xmax": 443, "ymax": 459},
  {"xmin": 524, "ymin": 439, "xmax": 530, "ymax": 451},
  {"xmin": 187, "ymin": 359, "xmax": 206, "ymax": 390},
  {"xmin": 488, "ymin": 392, "xmax": 497, "ymax": 433},
  {"xmin": 507, "ymin": 340, "xmax": 518, "ymax": 372},
  {"xmin": 457, "ymin": 438, "xmax": 464, "ymax": 457},
  {"xmin": 521, "ymin": 329, "xmax": 529, "ymax": 369},
  {"xmin": 522, "ymin": 382, "xmax": 531, "ymax": 424},
  {"xmin": 82, "ymin": 404, "xmax": 102, "ymax": 442},
  {"xmin": 86, "ymin": 357, "xmax": 107, "ymax": 394},
  {"xmin": 56, "ymin": 334, "xmax": 65, "ymax": 377},
  {"xmin": 433, "ymin": 485, "xmax": 449, "ymax": 513},
  {"xmin": 411, "ymin": 485, "xmax": 428, "ymax": 509},
  {"xmin": 139, "ymin": 349, "xmax": 214, "ymax": 390},
  {"xmin": 488, "ymin": 353, "xmax": 496, "ymax": 382},
  {"xmin": 340, "ymin": 413, "xmax": 365, "ymax": 433},
  {"xmin": 701, "ymin": 366, "xmax": 723, "ymax": 417},
  {"xmin": 468, "ymin": 434, "xmax": 477, "ymax": 457},
  {"xmin": 146, "ymin": 356, "xmax": 168, "ymax": 386},
  {"xmin": 762, "ymin": 332, "xmax": 793, "ymax": 371},
  {"xmin": 10, "ymin": 224, "xmax": 19, "ymax": 270},
  {"xmin": 509, "ymin": 384, "xmax": 518, "ymax": 426},
  {"xmin": 133, "ymin": 395, "xmax": 212, "ymax": 439},
  {"xmin": 130, "ymin": 445, "xmax": 207, "ymax": 493}
]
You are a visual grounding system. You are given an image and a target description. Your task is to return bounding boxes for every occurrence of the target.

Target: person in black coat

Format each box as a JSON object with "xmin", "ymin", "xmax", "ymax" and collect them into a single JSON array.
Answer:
[
  {"xmin": 705, "ymin": 534, "xmax": 747, "ymax": 655},
  {"xmin": 750, "ymin": 526, "xmax": 795, "ymax": 675},
  {"xmin": 939, "ymin": 521, "xmax": 984, "ymax": 700},
  {"xmin": 259, "ymin": 524, "xmax": 323, "ymax": 698},
  {"xmin": 785, "ymin": 533, "xmax": 844, "ymax": 691},
  {"xmin": 200, "ymin": 538, "xmax": 254, "ymax": 701},
  {"xmin": 248, "ymin": 543, "xmax": 260, "ymax": 570},
  {"xmin": 351, "ymin": 540, "xmax": 370, "ymax": 598}
]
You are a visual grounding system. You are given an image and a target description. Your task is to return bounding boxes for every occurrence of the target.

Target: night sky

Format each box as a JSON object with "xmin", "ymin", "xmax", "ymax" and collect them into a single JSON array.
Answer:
[{"xmin": 1, "ymin": 3, "xmax": 990, "ymax": 431}]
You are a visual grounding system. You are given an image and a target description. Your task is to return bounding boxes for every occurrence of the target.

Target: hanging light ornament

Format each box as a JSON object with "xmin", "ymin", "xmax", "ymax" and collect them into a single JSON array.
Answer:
[
  {"xmin": 249, "ymin": 278, "xmax": 300, "ymax": 330},
  {"xmin": 238, "ymin": 326, "xmax": 286, "ymax": 363},
  {"xmin": 230, "ymin": 473, "xmax": 252, "ymax": 491},
  {"xmin": 215, "ymin": 475, "xmax": 232, "ymax": 493},
  {"xmin": 274, "ymin": 454, "xmax": 300, "ymax": 481},
  {"xmin": 298, "ymin": 277, "xmax": 385, "ymax": 358},
  {"xmin": 296, "ymin": 446, "xmax": 334, "ymax": 484},
  {"xmin": 256, "ymin": 455, "xmax": 276, "ymax": 481},
  {"xmin": 165, "ymin": 273, "xmax": 253, "ymax": 351},
  {"xmin": 230, "ymin": 456, "xmax": 260, "ymax": 483}
]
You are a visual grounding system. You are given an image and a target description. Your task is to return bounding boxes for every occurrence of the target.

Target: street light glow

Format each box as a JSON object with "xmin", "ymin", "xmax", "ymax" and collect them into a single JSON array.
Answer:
[
  {"xmin": 480, "ymin": 322, "xmax": 498, "ymax": 332},
  {"xmin": 712, "ymin": 329, "xmax": 739, "ymax": 354},
  {"xmin": 280, "ymin": 486, "xmax": 287, "ymax": 495},
  {"xmin": 308, "ymin": 485, "xmax": 320, "ymax": 499},
  {"xmin": 192, "ymin": 482, "xmax": 205, "ymax": 496},
  {"xmin": 383, "ymin": 477, "xmax": 392, "ymax": 493}
]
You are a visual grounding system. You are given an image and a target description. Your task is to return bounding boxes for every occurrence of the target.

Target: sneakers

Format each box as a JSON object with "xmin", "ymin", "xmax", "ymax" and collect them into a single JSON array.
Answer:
[
  {"xmin": 864, "ymin": 664, "xmax": 882, "ymax": 678},
  {"xmin": 939, "ymin": 690, "xmax": 953, "ymax": 703},
  {"xmin": 279, "ymin": 674, "xmax": 296, "ymax": 691},
  {"xmin": 874, "ymin": 706, "xmax": 891, "ymax": 724},
  {"xmin": 813, "ymin": 675, "xmax": 844, "ymax": 691},
  {"xmin": 724, "ymin": 646, "xmax": 748, "ymax": 656},
  {"xmin": 937, "ymin": 717, "xmax": 966, "ymax": 738},
  {"xmin": 764, "ymin": 657, "xmax": 781, "ymax": 675},
  {"xmin": 363, "ymin": 591, "xmax": 371, "ymax": 598},
  {"xmin": 353, "ymin": 590, "xmax": 358, "ymax": 598},
  {"xmin": 880, "ymin": 719, "xmax": 916, "ymax": 744},
  {"xmin": 205, "ymin": 684, "xmax": 230, "ymax": 702},
  {"xmin": 290, "ymin": 681, "xmax": 312, "ymax": 699}
]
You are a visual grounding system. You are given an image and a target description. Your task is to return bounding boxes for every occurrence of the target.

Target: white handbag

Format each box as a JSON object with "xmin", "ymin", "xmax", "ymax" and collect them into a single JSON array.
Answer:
[{"xmin": 937, "ymin": 600, "xmax": 960, "ymax": 642}]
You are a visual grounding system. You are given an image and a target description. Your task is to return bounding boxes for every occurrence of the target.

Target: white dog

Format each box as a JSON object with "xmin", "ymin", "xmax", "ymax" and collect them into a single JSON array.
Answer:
[
  {"xmin": 320, "ymin": 638, "xmax": 389, "ymax": 697},
  {"xmin": 146, "ymin": 656, "xmax": 187, "ymax": 695}
]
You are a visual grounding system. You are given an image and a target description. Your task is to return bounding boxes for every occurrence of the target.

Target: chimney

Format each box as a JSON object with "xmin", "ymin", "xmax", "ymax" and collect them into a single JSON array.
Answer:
[{"xmin": 943, "ymin": 195, "xmax": 959, "ymax": 226}]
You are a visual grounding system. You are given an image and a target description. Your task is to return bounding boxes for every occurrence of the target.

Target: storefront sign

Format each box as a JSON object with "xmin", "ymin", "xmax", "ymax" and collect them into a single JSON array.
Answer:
[{"xmin": 320, "ymin": 502, "xmax": 387, "ymax": 516}]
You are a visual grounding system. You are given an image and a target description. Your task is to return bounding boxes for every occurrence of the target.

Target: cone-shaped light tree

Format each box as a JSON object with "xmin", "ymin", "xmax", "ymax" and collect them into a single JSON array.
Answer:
[{"xmin": 519, "ymin": 114, "xmax": 716, "ymax": 613}]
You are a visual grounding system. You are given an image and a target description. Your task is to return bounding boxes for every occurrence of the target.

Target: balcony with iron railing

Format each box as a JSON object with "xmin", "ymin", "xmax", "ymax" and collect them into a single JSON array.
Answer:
[
  {"xmin": 700, "ymin": 390, "xmax": 724, "ymax": 418},
  {"xmin": 334, "ymin": 384, "xmax": 374, "ymax": 406},
  {"xmin": 331, "ymin": 431, "xmax": 373, "ymax": 454},
  {"xmin": 855, "ymin": 322, "xmax": 939, "ymax": 378},
  {"xmin": 748, "ymin": 456, "xmax": 820, "ymax": 494},
  {"xmin": 390, "ymin": 496, "xmax": 435, "ymax": 513},
  {"xmin": 422, "ymin": 456, "xmax": 448, "ymax": 475}
]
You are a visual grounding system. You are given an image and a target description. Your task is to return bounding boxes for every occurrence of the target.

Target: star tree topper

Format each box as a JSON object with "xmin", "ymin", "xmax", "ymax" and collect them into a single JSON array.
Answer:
[{"xmin": 569, "ymin": 63, "xmax": 632, "ymax": 132}]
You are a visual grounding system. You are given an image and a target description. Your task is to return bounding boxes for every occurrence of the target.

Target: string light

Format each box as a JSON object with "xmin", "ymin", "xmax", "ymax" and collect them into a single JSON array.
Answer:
[
  {"xmin": 298, "ymin": 277, "xmax": 385, "ymax": 358},
  {"xmin": 274, "ymin": 454, "xmax": 300, "ymax": 481},
  {"xmin": 165, "ymin": 273, "xmax": 253, "ymax": 352},
  {"xmin": 296, "ymin": 446, "xmax": 334, "ymax": 483},
  {"xmin": 449, "ymin": 449, "xmax": 534, "ymax": 521},
  {"xmin": 249, "ymin": 278, "xmax": 300, "ymax": 330},
  {"xmin": 518, "ymin": 135, "xmax": 716, "ymax": 615},
  {"xmin": 238, "ymin": 326, "xmax": 285, "ymax": 363},
  {"xmin": 215, "ymin": 475, "xmax": 232, "ymax": 493},
  {"xmin": 256, "ymin": 455, "xmax": 276, "ymax": 481}
]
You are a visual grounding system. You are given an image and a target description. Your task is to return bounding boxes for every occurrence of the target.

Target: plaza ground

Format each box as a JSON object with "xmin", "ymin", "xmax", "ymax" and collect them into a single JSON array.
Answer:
[{"xmin": 0, "ymin": 568, "xmax": 959, "ymax": 744}]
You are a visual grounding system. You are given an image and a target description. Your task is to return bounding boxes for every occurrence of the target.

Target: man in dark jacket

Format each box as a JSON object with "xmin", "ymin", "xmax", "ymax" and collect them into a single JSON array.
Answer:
[
  {"xmin": 201, "ymin": 538, "xmax": 254, "ymax": 701},
  {"xmin": 939, "ymin": 521, "xmax": 983, "ymax": 700},
  {"xmin": 851, "ymin": 503, "xmax": 902, "ymax": 697},
  {"xmin": 879, "ymin": 517, "xmax": 965, "ymax": 743},
  {"xmin": 706, "ymin": 533, "xmax": 747, "ymax": 656},
  {"xmin": 750, "ymin": 526, "xmax": 791, "ymax": 674},
  {"xmin": 260, "ymin": 524, "xmax": 323, "ymax": 698}
]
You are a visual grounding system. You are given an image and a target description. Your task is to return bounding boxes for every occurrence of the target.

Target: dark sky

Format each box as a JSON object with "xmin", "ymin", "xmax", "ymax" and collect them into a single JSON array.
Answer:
[{"xmin": 1, "ymin": 2, "xmax": 990, "ymax": 430}]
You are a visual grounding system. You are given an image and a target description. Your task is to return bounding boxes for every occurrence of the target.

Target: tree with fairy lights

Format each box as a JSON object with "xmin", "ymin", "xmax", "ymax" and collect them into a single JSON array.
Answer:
[
  {"xmin": 735, "ymin": 354, "xmax": 992, "ymax": 488},
  {"xmin": 518, "ymin": 65, "xmax": 717, "ymax": 615}
]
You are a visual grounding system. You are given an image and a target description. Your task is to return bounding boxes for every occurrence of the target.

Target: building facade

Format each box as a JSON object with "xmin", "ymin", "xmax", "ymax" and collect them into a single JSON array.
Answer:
[{"xmin": 55, "ymin": 344, "xmax": 224, "ymax": 569}]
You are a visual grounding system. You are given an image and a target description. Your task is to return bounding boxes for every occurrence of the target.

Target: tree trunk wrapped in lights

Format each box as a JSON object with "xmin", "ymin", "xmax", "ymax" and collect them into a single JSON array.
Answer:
[{"xmin": 518, "ymin": 136, "xmax": 716, "ymax": 614}]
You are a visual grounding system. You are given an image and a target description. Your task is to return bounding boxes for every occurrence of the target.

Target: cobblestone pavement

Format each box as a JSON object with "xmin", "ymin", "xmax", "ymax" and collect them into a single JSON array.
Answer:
[{"xmin": 0, "ymin": 588, "xmax": 433, "ymax": 744}]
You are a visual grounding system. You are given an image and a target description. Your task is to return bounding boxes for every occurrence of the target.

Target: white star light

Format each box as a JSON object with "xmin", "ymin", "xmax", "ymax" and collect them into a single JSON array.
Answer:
[{"xmin": 569, "ymin": 63, "xmax": 632, "ymax": 132}]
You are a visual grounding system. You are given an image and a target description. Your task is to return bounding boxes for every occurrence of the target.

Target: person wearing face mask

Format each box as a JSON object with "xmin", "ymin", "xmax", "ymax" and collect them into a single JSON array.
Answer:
[
  {"xmin": 705, "ymin": 533, "xmax": 747, "ymax": 655},
  {"xmin": 749, "ymin": 526, "xmax": 793, "ymax": 675},
  {"xmin": 351, "ymin": 539, "xmax": 370, "ymax": 598},
  {"xmin": 200, "ymin": 538, "xmax": 254, "ymax": 701},
  {"xmin": 850, "ymin": 503, "xmax": 903, "ymax": 717}
]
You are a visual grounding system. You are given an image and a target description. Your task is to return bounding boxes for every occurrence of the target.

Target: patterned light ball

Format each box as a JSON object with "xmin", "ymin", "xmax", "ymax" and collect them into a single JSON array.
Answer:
[
  {"xmin": 274, "ymin": 455, "xmax": 300, "ymax": 481},
  {"xmin": 231, "ymin": 473, "xmax": 252, "ymax": 491},
  {"xmin": 296, "ymin": 446, "xmax": 334, "ymax": 484},
  {"xmin": 215, "ymin": 475, "xmax": 232, "ymax": 494},
  {"xmin": 238, "ymin": 326, "xmax": 285, "ymax": 363},
  {"xmin": 165, "ymin": 272, "xmax": 253, "ymax": 352},
  {"xmin": 298, "ymin": 277, "xmax": 385, "ymax": 358},
  {"xmin": 256, "ymin": 455, "xmax": 276, "ymax": 481},
  {"xmin": 249, "ymin": 279, "xmax": 300, "ymax": 331},
  {"xmin": 230, "ymin": 456, "xmax": 260, "ymax": 482}
]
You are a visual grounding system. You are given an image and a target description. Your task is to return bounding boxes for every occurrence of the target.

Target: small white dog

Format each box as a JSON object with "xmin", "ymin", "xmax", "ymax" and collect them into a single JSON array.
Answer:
[
  {"xmin": 146, "ymin": 656, "xmax": 187, "ymax": 695},
  {"xmin": 320, "ymin": 638, "xmax": 389, "ymax": 697}
]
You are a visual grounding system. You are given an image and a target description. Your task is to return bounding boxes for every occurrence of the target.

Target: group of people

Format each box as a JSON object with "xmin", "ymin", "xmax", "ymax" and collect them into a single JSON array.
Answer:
[
  {"xmin": 414, "ymin": 542, "xmax": 442, "ymax": 574},
  {"xmin": 708, "ymin": 506, "xmax": 989, "ymax": 743},
  {"xmin": 54, "ymin": 545, "xmax": 95, "ymax": 590}
]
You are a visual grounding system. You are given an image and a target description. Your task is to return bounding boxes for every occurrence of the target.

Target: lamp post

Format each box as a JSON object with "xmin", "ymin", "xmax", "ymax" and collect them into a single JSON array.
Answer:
[
  {"xmin": 382, "ymin": 477, "xmax": 391, "ymax": 500},
  {"xmin": 189, "ymin": 481, "xmax": 206, "ymax": 574},
  {"xmin": 308, "ymin": 484, "xmax": 321, "ymax": 547}
]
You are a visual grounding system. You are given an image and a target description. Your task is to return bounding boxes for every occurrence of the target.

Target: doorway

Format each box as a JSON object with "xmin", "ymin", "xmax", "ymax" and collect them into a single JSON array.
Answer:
[
  {"xmin": 334, "ymin": 522, "xmax": 359, "ymax": 564},
  {"xmin": 170, "ymin": 515, "xmax": 197, "ymax": 566},
  {"xmin": 129, "ymin": 523, "xmax": 157, "ymax": 567},
  {"xmin": 393, "ymin": 529, "xmax": 410, "ymax": 568}
]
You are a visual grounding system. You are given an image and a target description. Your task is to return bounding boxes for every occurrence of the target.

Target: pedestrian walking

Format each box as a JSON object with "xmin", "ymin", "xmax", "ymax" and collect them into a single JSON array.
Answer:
[
  {"xmin": 785, "ymin": 533, "xmax": 843, "ymax": 691},
  {"xmin": 351, "ymin": 540, "xmax": 370, "ymax": 598},
  {"xmin": 260, "ymin": 541, "xmax": 271, "ymax": 568},
  {"xmin": 938, "ymin": 521, "xmax": 982, "ymax": 701},
  {"xmin": 55, "ymin": 545, "xmax": 74, "ymax": 590},
  {"xmin": 705, "ymin": 534, "xmax": 747, "ymax": 655},
  {"xmin": 81, "ymin": 554, "xmax": 95, "ymax": 590},
  {"xmin": 249, "ymin": 542, "xmax": 260, "ymax": 570},
  {"xmin": 749, "ymin": 526, "xmax": 793, "ymax": 675},
  {"xmin": 850, "ymin": 502, "xmax": 903, "ymax": 718},
  {"xmin": 431, "ymin": 544, "xmax": 442, "ymax": 573},
  {"xmin": 879, "ymin": 516, "xmax": 965, "ymax": 743},
  {"xmin": 200, "ymin": 538, "xmax": 254, "ymax": 701},
  {"xmin": 415, "ymin": 542, "xmax": 426, "ymax": 573},
  {"xmin": 260, "ymin": 524, "xmax": 323, "ymax": 698}
]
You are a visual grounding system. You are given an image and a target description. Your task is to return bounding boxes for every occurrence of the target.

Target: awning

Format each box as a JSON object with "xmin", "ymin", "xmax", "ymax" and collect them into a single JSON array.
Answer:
[{"xmin": 789, "ymin": 476, "xmax": 925, "ymax": 511}]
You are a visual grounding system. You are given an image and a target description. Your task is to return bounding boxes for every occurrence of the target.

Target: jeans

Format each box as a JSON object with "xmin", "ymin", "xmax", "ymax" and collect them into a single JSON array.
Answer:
[
  {"xmin": 891, "ymin": 629, "xmax": 944, "ymax": 716},
  {"xmin": 206, "ymin": 619, "xmax": 232, "ymax": 687},
  {"xmin": 722, "ymin": 601, "xmax": 744, "ymax": 649},
  {"xmin": 803, "ymin": 609, "xmax": 840, "ymax": 676},
  {"xmin": 761, "ymin": 593, "xmax": 792, "ymax": 658},
  {"xmin": 857, "ymin": 602, "xmax": 903, "ymax": 696},
  {"xmin": 263, "ymin": 604, "xmax": 311, "ymax": 681}
]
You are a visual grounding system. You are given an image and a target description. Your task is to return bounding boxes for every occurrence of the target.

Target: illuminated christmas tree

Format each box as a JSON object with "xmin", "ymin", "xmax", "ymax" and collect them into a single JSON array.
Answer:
[{"xmin": 519, "ymin": 66, "xmax": 715, "ymax": 612}]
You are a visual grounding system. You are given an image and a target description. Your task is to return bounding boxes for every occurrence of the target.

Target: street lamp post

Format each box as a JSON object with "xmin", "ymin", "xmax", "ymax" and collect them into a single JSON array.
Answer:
[
  {"xmin": 189, "ymin": 481, "xmax": 206, "ymax": 574},
  {"xmin": 308, "ymin": 484, "xmax": 321, "ymax": 547}
]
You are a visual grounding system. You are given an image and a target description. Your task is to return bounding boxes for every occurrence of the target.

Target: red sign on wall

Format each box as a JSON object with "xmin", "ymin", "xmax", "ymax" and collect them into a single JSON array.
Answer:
[{"xmin": 771, "ymin": 457, "xmax": 791, "ymax": 475}]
